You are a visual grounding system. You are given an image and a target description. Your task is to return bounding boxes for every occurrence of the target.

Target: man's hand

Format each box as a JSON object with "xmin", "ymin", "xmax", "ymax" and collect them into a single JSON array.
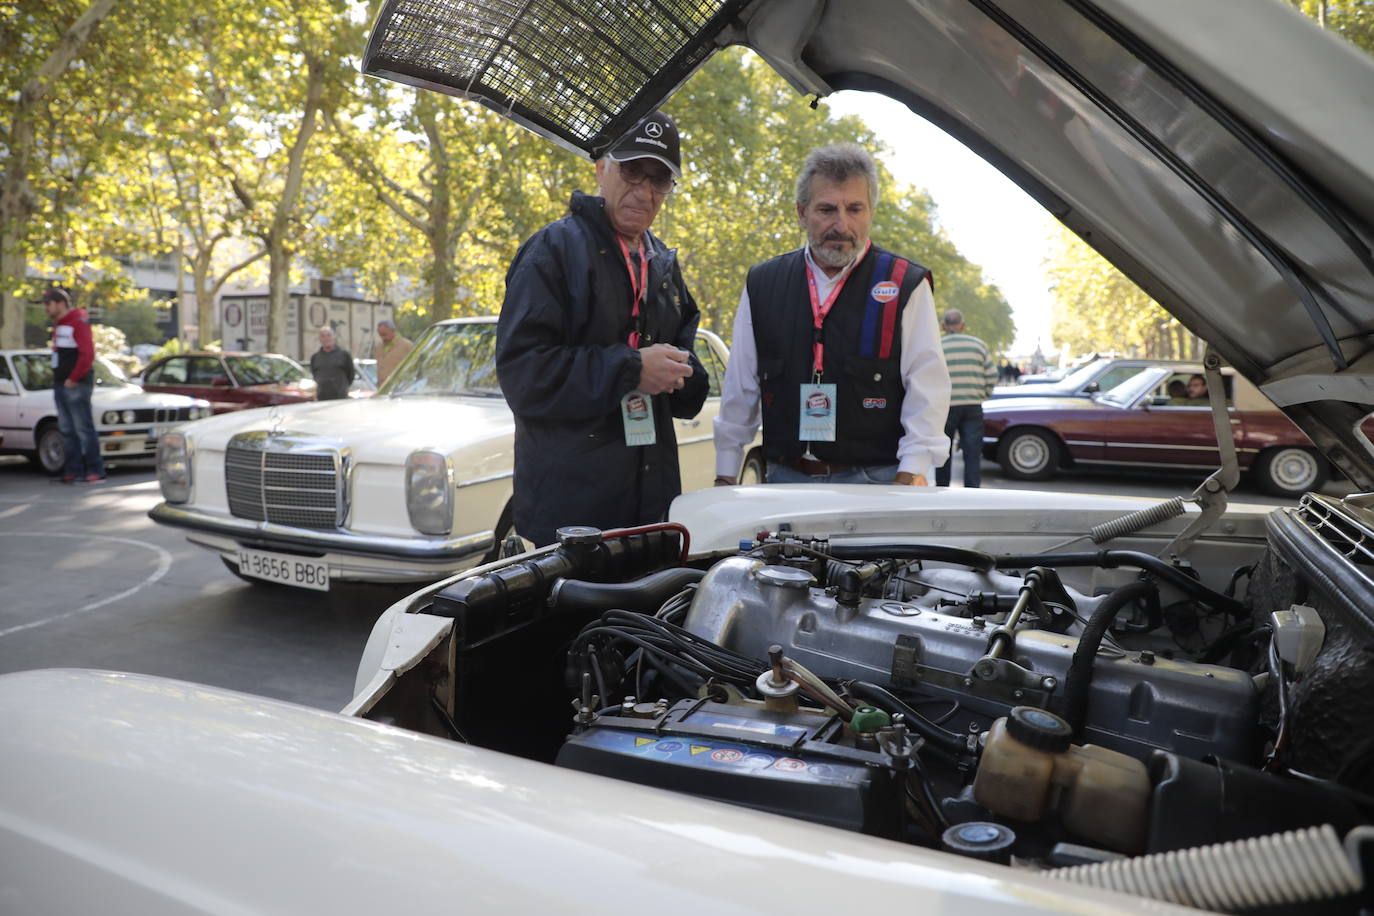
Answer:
[
  {"xmin": 638, "ymin": 343, "xmax": 693, "ymax": 395},
  {"xmin": 714, "ymin": 475, "xmax": 737, "ymax": 486},
  {"xmin": 894, "ymin": 471, "xmax": 927, "ymax": 486},
  {"xmin": 63, "ymin": 378, "xmax": 77, "ymax": 389}
]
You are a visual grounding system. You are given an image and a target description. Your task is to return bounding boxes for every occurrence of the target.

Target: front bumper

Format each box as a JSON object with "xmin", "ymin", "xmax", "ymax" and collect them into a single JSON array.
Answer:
[{"xmin": 149, "ymin": 502, "xmax": 495, "ymax": 583}]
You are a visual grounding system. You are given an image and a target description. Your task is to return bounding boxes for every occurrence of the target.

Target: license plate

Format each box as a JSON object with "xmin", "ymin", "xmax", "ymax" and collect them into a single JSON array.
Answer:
[{"xmin": 236, "ymin": 548, "xmax": 330, "ymax": 591}]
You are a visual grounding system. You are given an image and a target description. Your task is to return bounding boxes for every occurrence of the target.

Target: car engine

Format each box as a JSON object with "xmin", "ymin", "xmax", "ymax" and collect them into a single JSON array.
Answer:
[{"xmin": 360, "ymin": 497, "xmax": 1374, "ymax": 914}]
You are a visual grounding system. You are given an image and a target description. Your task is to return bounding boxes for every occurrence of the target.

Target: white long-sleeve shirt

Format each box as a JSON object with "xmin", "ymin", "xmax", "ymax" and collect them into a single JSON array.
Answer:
[{"xmin": 714, "ymin": 245, "xmax": 951, "ymax": 479}]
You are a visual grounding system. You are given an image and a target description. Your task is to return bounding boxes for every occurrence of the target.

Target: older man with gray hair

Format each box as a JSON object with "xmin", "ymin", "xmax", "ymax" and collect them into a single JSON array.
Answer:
[
  {"xmin": 309, "ymin": 326, "xmax": 354, "ymax": 400},
  {"xmin": 372, "ymin": 318, "xmax": 413, "ymax": 386},
  {"xmin": 714, "ymin": 142, "xmax": 949, "ymax": 486}
]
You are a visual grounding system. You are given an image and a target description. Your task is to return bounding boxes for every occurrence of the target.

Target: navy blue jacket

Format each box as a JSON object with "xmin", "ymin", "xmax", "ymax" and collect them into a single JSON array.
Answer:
[{"xmin": 496, "ymin": 192, "xmax": 708, "ymax": 546}]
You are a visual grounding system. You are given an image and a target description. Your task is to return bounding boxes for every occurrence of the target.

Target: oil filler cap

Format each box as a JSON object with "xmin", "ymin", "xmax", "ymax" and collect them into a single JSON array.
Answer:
[
  {"xmin": 1006, "ymin": 706, "xmax": 1073, "ymax": 752},
  {"xmin": 942, "ymin": 822, "xmax": 1016, "ymax": 863}
]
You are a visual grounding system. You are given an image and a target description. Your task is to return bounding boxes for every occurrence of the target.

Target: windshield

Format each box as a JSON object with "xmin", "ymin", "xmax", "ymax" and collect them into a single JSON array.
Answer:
[
  {"xmin": 12, "ymin": 354, "xmax": 126, "ymax": 391},
  {"xmin": 380, "ymin": 322, "xmax": 500, "ymax": 397},
  {"xmin": 1098, "ymin": 368, "xmax": 1169, "ymax": 407},
  {"xmin": 225, "ymin": 355, "xmax": 307, "ymax": 386}
]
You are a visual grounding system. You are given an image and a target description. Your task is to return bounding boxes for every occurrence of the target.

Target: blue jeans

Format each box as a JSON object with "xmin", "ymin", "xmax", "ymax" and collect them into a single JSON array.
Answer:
[
  {"xmin": 54, "ymin": 380, "xmax": 104, "ymax": 477},
  {"xmin": 766, "ymin": 461, "xmax": 899, "ymax": 485},
  {"xmin": 936, "ymin": 404, "xmax": 984, "ymax": 488}
]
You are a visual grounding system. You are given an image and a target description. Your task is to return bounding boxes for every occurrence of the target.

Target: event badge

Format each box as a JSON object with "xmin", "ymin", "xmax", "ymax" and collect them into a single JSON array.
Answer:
[
  {"xmin": 621, "ymin": 391, "xmax": 657, "ymax": 446},
  {"xmin": 798, "ymin": 383, "xmax": 837, "ymax": 441}
]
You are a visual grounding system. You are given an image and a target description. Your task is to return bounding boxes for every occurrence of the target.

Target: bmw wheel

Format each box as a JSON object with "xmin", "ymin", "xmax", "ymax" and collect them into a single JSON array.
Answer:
[
  {"xmin": 35, "ymin": 423, "xmax": 66, "ymax": 476},
  {"xmin": 997, "ymin": 428, "xmax": 1060, "ymax": 481},
  {"xmin": 1255, "ymin": 447, "xmax": 1326, "ymax": 498}
]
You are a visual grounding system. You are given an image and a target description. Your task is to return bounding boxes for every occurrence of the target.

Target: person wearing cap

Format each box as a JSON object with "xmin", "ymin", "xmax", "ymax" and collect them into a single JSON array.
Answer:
[
  {"xmin": 42, "ymin": 288, "xmax": 106, "ymax": 482},
  {"xmin": 371, "ymin": 318, "xmax": 412, "ymax": 386},
  {"xmin": 713, "ymin": 143, "xmax": 949, "ymax": 486},
  {"xmin": 496, "ymin": 110, "xmax": 708, "ymax": 547}
]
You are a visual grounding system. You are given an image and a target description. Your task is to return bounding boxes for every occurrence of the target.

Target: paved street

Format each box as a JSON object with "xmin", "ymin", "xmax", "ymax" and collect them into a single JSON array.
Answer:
[{"xmin": 0, "ymin": 452, "xmax": 1352, "ymax": 713}]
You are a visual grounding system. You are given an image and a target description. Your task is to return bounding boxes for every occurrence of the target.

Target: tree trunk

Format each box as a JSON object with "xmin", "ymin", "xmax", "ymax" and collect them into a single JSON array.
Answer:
[
  {"xmin": 193, "ymin": 249, "xmax": 215, "ymax": 348},
  {"xmin": 0, "ymin": 0, "xmax": 121, "ymax": 347},
  {"xmin": 266, "ymin": 56, "xmax": 324, "ymax": 353}
]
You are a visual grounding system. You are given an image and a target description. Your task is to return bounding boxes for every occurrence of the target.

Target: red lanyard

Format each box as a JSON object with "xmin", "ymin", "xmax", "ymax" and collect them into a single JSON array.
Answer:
[
  {"xmin": 804, "ymin": 241, "xmax": 870, "ymax": 375},
  {"xmin": 618, "ymin": 236, "xmax": 648, "ymax": 348}
]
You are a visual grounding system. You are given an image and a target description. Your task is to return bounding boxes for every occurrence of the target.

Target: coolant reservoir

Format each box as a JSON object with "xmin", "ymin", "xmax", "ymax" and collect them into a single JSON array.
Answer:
[{"xmin": 973, "ymin": 707, "xmax": 1150, "ymax": 853}]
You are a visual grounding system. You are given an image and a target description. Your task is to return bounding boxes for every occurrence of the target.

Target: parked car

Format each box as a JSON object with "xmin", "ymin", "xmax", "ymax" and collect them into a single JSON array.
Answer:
[
  {"xmin": 149, "ymin": 318, "xmax": 763, "ymax": 589},
  {"xmin": 138, "ymin": 351, "xmax": 315, "ymax": 413},
  {"xmin": 0, "ymin": 350, "xmax": 211, "ymax": 474},
  {"xmin": 983, "ymin": 364, "xmax": 1339, "ymax": 496},
  {"xmin": 10, "ymin": 2, "xmax": 1374, "ymax": 915},
  {"xmin": 990, "ymin": 357, "xmax": 1192, "ymax": 399}
]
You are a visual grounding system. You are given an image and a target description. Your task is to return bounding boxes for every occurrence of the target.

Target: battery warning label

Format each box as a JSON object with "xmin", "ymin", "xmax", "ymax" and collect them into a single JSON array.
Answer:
[{"xmin": 690, "ymin": 745, "xmax": 711, "ymax": 756}]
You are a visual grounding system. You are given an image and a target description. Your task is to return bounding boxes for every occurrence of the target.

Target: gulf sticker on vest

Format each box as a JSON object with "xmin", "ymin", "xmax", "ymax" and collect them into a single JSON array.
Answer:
[
  {"xmin": 798, "ymin": 383, "xmax": 837, "ymax": 441},
  {"xmin": 861, "ymin": 253, "xmax": 912, "ymax": 359}
]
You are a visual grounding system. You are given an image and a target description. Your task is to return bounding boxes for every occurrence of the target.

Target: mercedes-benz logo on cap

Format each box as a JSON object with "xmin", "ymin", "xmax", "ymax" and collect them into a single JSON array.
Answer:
[{"xmin": 644, "ymin": 121, "xmax": 663, "ymax": 138}]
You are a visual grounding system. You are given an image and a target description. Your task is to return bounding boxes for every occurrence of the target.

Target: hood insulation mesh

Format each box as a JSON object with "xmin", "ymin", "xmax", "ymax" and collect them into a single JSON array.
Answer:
[{"xmin": 362, "ymin": 0, "xmax": 748, "ymax": 159}]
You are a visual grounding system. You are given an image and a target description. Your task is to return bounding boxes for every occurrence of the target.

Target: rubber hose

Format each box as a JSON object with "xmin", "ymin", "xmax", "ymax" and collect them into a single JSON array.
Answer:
[
  {"xmin": 846, "ymin": 680, "xmax": 968, "ymax": 757},
  {"xmin": 1049, "ymin": 825, "xmax": 1361, "ymax": 912},
  {"xmin": 1062, "ymin": 579, "xmax": 1156, "ymax": 739},
  {"xmin": 994, "ymin": 549, "xmax": 1244, "ymax": 615},
  {"xmin": 550, "ymin": 568, "xmax": 706, "ymax": 614},
  {"xmin": 827, "ymin": 543, "xmax": 997, "ymax": 572}
]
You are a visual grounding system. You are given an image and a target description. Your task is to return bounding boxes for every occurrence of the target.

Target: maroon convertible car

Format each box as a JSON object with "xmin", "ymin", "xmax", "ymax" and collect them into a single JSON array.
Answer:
[{"xmin": 983, "ymin": 364, "xmax": 1342, "ymax": 497}]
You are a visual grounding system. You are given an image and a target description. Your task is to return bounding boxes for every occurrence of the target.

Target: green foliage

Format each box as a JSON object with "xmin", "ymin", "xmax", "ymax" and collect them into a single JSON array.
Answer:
[
  {"xmin": 1289, "ymin": 0, "xmax": 1374, "ymax": 53},
  {"xmin": 6, "ymin": 10, "xmax": 1011, "ymax": 358},
  {"xmin": 90, "ymin": 322, "xmax": 127, "ymax": 358},
  {"xmin": 103, "ymin": 298, "xmax": 166, "ymax": 346},
  {"xmin": 1047, "ymin": 226, "xmax": 1199, "ymax": 359}
]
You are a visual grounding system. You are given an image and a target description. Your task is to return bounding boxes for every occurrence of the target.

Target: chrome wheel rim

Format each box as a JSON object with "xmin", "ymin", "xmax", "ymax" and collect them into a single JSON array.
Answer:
[
  {"xmin": 39, "ymin": 429, "xmax": 65, "ymax": 474},
  {"xmin": 1270, "ymin": 448, "xmax": 1318, "ymax": 491},
  {"xmin": 1008, "ymin": 434, "xmax": 1049, "ymax": 475}
]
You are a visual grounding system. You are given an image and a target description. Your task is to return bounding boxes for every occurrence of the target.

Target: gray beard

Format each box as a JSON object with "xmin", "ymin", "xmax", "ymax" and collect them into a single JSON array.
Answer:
[{"xmin": 809, "ymin": 240, "xmax": 863, "ymax": 270}]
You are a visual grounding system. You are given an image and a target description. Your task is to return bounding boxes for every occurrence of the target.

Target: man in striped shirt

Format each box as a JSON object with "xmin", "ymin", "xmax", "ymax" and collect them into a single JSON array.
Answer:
[{"xmin": 936, "ymin": 309, "xmax": 998, "ymax": 488}]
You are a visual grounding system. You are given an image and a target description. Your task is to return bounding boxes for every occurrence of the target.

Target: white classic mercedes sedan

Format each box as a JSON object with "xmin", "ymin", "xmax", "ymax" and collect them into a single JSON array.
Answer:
[{"xmin": 149, "ymin": 317, "xmax": 761, "ymax": 589}]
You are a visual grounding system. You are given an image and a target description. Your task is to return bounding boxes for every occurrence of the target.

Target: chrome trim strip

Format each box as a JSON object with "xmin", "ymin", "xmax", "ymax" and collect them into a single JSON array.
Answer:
[
  {"xmin": 454, "ymin": 469, "xmax": 514, "ymax": 489},
  {"xmin": 151, "ymin": 502, "xmax": 495, "ymax": 561}
]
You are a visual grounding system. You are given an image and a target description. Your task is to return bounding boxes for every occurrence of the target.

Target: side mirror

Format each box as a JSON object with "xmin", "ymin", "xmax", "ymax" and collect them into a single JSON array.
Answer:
[
  {"xmin": 1084, "ymin": 382, "xmax": 1100, "ymax": 393},
  {"xmin": 1150, "ymin": 395, "xmax": 1172, "ymax": 406},
  {"xmin": 0, "ymin": 379, "xmax": 16, "ymax": 396}
]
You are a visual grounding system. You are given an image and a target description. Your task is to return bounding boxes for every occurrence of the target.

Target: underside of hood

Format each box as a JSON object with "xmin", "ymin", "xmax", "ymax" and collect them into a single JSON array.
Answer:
[{"xmin": 363, "ymin": 0, "xmax": 1374, "ymax": 487}]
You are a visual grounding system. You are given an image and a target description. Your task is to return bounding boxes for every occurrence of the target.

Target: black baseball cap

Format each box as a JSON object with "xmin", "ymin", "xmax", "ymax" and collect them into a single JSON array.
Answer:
[
  {"xmin": 40, "ymin": 288, "xmax": 70, "ymax": 305},
  {"xmin": 606, "ymin": 111, "xmax": 682, "ymax": 178}
]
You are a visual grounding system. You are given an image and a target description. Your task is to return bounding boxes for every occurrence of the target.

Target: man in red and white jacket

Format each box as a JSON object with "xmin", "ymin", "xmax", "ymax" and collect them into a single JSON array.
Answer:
[{"xmin": 43, "ymin": 288, "xmax": 105, "ymax": 482}]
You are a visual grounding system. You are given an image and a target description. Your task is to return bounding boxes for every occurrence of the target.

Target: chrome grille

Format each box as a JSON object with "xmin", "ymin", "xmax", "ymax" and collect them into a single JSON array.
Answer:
[
  {"xmin": 1294, "ymin": 493, "xmax": 1374, "ymax": 571},
  {"xmin": 226, "ymin": 443, "xmax": 340, "ymax": 529}
]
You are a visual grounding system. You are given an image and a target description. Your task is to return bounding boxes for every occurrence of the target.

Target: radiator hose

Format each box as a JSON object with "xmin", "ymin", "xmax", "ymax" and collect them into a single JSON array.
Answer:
[
  {"xmin": 549, "ymin": 568, "xmax": 706, "ymax": 614},
  {"xmin": 1061, "ymin": 579, "xmax": 1156, "ymax": 739}
]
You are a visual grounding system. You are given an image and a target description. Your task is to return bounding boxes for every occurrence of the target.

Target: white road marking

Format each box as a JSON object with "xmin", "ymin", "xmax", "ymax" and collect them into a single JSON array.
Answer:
[{"xmin": 0, "ymin": 533, "xmax": 173, "ymax": 639}]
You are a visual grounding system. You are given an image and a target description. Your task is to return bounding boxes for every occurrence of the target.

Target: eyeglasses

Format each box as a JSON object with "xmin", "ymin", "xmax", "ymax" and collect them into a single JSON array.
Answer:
[{"xmin": 617, "ymin": 159, "xmax": 676, "ymax": 194}]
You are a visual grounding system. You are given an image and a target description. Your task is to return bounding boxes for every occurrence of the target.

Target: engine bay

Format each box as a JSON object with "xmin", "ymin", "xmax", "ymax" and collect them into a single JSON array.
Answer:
[{"xmin": 357, "ymin": 494, "xmax": 1374, "ymax": 914}]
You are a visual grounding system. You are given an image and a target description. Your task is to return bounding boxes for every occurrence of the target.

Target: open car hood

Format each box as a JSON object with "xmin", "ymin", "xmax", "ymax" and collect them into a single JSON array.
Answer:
[{"xmin": 364, "ymin": 0, "xmax": 1374, "ymax": 488}]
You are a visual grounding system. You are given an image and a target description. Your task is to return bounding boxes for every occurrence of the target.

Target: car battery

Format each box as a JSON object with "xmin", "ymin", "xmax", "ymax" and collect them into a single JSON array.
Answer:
[{"xmin": 556, "ymin": 699, "xmax": 902, "ymax": 837}]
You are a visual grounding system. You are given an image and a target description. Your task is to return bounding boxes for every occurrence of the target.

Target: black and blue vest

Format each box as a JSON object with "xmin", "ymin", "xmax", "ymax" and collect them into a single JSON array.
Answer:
[{"xmin": 748, "ymin": 245, "xmax": 931, "ymax": 466}]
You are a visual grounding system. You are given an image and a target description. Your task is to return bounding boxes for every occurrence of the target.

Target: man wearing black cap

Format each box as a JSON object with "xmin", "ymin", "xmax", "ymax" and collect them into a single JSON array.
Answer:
[
  {"xmin": 42, "ymin": 288, "xmax": 105, "ymax": 482},
  {"xmin": 496, "ymin": 110, "xmax": 708, "ymax": 546}
]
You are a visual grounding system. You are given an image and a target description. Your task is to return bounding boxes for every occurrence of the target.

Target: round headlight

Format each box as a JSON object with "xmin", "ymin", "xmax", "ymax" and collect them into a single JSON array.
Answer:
[
  {"xmin": 102, "ymin": 411, "xmax": 119, "ymax": 425},
  {"xmin": 121, "ymin": 410, "xmax": 135, "ymax": 424}
]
